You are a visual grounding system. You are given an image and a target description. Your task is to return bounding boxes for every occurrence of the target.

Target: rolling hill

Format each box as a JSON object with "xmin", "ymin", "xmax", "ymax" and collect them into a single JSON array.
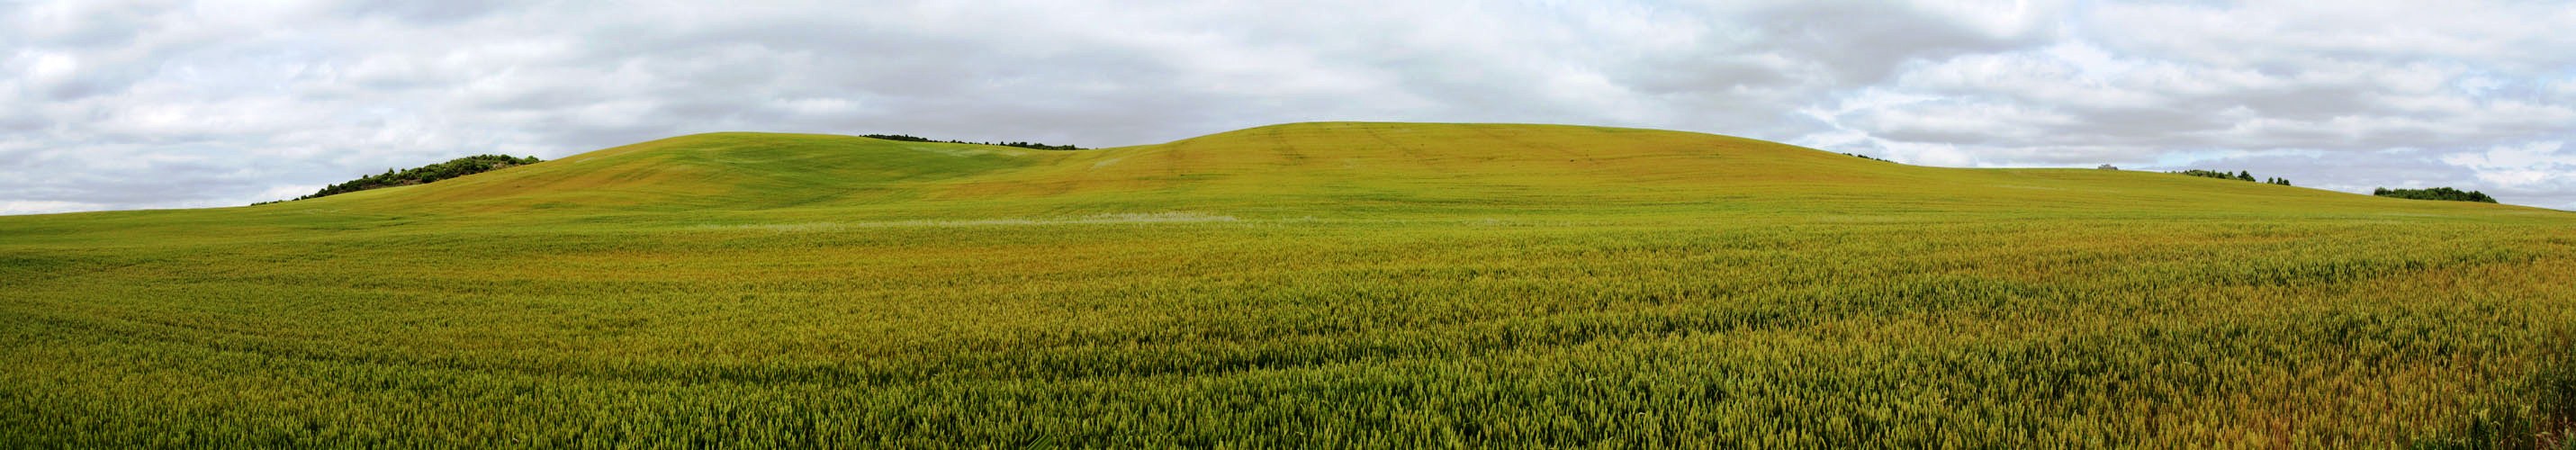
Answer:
[
  {"xmin": 4, "ymin": 122, "xmax": 2571, "ymax": 446},
  {"xmin": 279, "ymin": 122, "xmax": 2546, "ymax": 216},
  {"xmin": 48, "ymin": 122, "xmax": 2547, "ymax": 233}
]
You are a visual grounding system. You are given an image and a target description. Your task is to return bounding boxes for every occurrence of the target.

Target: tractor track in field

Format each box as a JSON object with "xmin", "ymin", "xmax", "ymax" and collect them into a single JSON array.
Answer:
[
  {"xmin": 1464, "ymin": 126, "xmax": 1655, "ymax": 184},
  {"xmin": 1261, "ymin": 126, "xmax": 1310, "ymax": 165},
  {"xmin": 1356, "ymin": 125, "xmax": 1453, "ymax": 174}
]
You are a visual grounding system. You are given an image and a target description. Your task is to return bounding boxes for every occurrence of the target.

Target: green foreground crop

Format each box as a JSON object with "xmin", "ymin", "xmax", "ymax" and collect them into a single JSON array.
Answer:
[{"xmin": 5, "ymin": 122, "xmax": 2573, "ymax": 447}]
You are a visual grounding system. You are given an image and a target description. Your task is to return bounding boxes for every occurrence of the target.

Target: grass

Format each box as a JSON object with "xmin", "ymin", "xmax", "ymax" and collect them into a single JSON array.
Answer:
[{"xmin": 4, "ymin": 122, "xmax": 2573, "ymax": 446}]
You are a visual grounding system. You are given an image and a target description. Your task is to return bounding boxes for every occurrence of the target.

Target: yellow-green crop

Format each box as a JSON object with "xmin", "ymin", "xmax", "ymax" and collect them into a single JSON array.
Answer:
[{"xmin": 5, "ymin": 122, "xmax": 2572, "ymax": 447}]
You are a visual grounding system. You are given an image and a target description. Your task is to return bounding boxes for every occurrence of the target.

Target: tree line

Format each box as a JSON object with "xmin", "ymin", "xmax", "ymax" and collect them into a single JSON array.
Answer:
[
  {"xmin": 2173, "ymin": 169, "xmax": 2505, "ymax": 203},
  {"xmin": 2373, "ymin": 187, "xmax": 2497, "ymax": 203},
  {"xmin": 257, "ymin": 155, "xmax": 543, "ymax": 204},
  {"xmin": 2175, "ymin": 169, "xmax": 2292, "ymax": 186},
  {"xmin": 860, "ymin": 134, "xmax": 1084, "ymax": 150}
]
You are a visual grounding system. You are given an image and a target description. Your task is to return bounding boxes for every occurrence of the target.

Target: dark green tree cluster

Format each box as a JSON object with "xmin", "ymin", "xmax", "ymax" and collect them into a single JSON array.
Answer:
[
  {"xmin": 1842, "ymin": 152, "xmax": 1891, "ymax": 162},
  {"xmin": 2175, "ymin": 169, "xmax": 2292, "ymax": 186},
  {"xmin": 860, "ymin": 134, "xmax": 1084, "ymax": 150},
  {"xmin": 291, "ymin": 155, "xmax": 542, "ymax": 201},
  {"xmin": 2373, "ymin": 186, "xmax": 2497, "ymax": 203},
  {"xmin": 859, "ymin": 133, "xmax": 937, "ymax": 142},
  {"xmin": 2178, "ymin": 169, "xmax": 2232, "ymax": 180}
]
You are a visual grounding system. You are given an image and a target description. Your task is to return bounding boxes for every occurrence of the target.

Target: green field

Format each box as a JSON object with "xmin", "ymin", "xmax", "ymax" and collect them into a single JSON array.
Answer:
[{"xmin": 5, "ymin": 122, "xmax": 2573, "ymax": 446}]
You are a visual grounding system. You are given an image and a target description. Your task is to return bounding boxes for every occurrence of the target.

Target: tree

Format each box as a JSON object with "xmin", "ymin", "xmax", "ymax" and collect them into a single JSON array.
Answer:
[
  {"xmin": 860, "ymin": 133, "xmax": 1084, "ymax": 150},
  {"xmin": 2374, "ymin": 186, "xmax": 2497, "ymax": 203},
  {"xmin": 286, "ymin": 155, "xmax": 545, "ymax": 202},
  {"xmin": 2178, "ymin": 169, "xmax": 2237, "ymax": 180}
]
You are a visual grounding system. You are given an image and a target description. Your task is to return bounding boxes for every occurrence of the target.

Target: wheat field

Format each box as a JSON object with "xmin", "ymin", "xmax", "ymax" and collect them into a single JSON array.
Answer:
[{"xmin": 5, "ymin": 122, "xmax": 2571, "ymax": 447}]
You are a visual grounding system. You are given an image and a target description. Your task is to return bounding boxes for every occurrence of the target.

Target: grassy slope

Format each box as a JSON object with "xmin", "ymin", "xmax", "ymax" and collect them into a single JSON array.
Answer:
[
  {"xmin": 329, "ymin": 122, "xmax": 2569, "ymax": 218},
  {"xmin": 4, "ymin": 122, "xmax": 2572, "ymax": 446}
]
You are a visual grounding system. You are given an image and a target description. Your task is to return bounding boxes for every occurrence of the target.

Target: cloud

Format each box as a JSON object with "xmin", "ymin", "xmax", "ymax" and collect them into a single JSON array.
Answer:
[
  {"xmin": 1791, "ymin": 1, "xmax": 2576, "ymax": 209},
  {"xmin": 3, "ymin": 0, "xmax": 2575, "ymax": 213}
]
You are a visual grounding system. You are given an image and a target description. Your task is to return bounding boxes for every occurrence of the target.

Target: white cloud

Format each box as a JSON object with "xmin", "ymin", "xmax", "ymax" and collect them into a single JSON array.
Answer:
[
  {"xmin": 1883, "ymin": 140, "xmax": 1980, "ymax": 167},
  {"xmin": 0, "ymin": 200, "xmax": 104, "ymax": 215},
  {"xmin": 2443, "ymin": 141, "xmax": 2576, "ymax": 189}
]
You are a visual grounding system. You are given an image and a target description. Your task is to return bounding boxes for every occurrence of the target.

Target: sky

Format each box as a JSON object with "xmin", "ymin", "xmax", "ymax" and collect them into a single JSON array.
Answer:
[{"xmin": 5, "ymin": 0, "xmax": 2575, "ymax": 214}]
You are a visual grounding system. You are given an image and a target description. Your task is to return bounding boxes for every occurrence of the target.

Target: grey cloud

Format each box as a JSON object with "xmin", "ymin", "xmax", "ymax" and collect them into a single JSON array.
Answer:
[
  {"xmin": 336, "ymin": 0, "xmax": 510, "ymax": 24},
  {"xmin": 1734, "ymin": 2, "xmax": 2059, "ymax": 85},
  {"xmin": 7, "ymin": 1, "xmax": 154, "ymax": 50}
]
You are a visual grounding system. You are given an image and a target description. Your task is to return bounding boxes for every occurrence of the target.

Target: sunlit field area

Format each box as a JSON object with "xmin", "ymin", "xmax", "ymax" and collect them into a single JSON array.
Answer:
[{"xmin": 5, "ymin": 122, "xmax": 2572, "ymax": 446}]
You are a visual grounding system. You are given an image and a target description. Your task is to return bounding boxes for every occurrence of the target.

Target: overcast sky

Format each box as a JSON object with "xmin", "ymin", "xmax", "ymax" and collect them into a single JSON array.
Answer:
[{"xmin": 5, "ymin": 1, "xmax": 2575, "ymax": 214}]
